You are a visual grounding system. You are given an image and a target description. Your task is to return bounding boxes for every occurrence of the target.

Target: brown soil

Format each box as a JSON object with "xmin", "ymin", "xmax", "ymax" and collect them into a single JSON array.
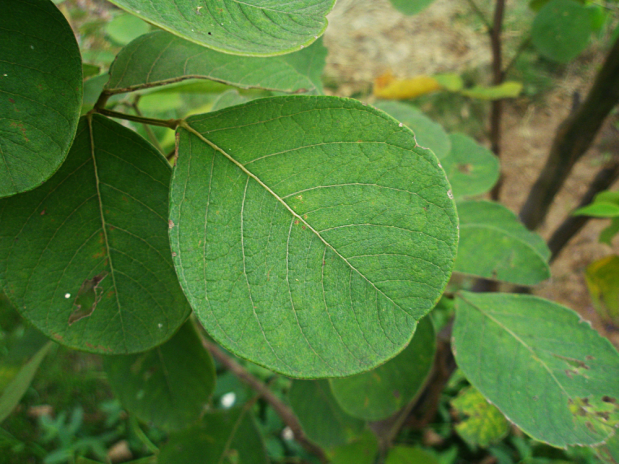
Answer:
[{"xmin": 323, "ymin": 0, "xmax": 619, "ymax": 344}]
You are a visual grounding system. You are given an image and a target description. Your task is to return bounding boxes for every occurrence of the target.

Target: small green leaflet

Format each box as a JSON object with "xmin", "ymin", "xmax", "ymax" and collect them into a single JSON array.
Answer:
[{"xmin": 169, "ymin": 96, "xmax": 458, "ymax": 378}]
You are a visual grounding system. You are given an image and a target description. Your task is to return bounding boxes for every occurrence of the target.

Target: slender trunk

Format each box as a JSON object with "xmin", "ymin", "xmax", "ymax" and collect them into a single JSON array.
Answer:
[
  {"xmin": 520, "ymin": 36, "xmax": 619, "ymax": 230},
  {"xmin": 547, "ymin": 159, "xmax": 619, "ymax": 262},
  {"xmin": 489, "ymin": 0, "xmax": 506, "ymax": 200}
]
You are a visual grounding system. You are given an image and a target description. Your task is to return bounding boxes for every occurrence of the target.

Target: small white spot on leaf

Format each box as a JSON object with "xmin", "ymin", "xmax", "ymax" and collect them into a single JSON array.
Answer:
[
  {"xmin": 221, "ymin": 392, "xmax": 236, "ymax": 408},
  {"xmin": 447, "ymin": 190, "xmax": 454, "ymax": 199},
  {"xmin": 282, "ymin": 427, "xmax": 294, "ymax": 441},
  {"xmin": 64, "ymin": 293, "xmax": 71, "ymax": 299}
]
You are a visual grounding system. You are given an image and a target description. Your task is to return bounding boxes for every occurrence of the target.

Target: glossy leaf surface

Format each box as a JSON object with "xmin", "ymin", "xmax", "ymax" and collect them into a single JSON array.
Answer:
[
  {"xmin": 158, "ymin": 407, "xmax": 268, "ymax": 464},
  {"xmin": 0, "ymin": 116, "xmax": 190, "ymax": 354},
  {"xmin": 329, "ymin": 316, "xmax": 435, "ymax": 420},
  {"xmin": 104, "ymin": 321, "xmax": 215, "ymax": 431},
  {"xmin": 455, "ymin": 201, "xmax": 550, "ymax": 285},
  {"xmin": 451, "ymin": 386, "xmax": 509, "ymax": 448},
  {"xmin": 169, "ymin": 96, "xmax": 458, "ymax": 378},
  {"xmin": 289, "ymin": 379, "xmax": 365, "ymax": 448},
  {"xmin": 453, "ymin": 291, "xmax": 619, "ymax": 447},
  {"xmin": 374, "ymin": 101, "xmax": 451, "ymax": 159},
  {"xmin": 440, "ymin": 134, "xmax": 499, "ymax": 200},
  {"xmin": 107, "ymin": 31, "xmax": 327, "ymax": 95},
  {"xmin": 107, "ymin": 0, "xmax": 335, "ymax": 56},
  {"xmin": 532, "ymin": 0, "xmax": 592, "ymax": 62},
  {"xmin": 0, "ymin": 0, "xmax": 82, "ymax": 198}
]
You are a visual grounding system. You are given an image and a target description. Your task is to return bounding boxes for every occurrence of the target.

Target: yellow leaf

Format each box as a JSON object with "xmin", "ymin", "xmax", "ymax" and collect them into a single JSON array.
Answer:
[{"xmin": 373, "ymin": 72, "xmax": 441, "ymax": 99}]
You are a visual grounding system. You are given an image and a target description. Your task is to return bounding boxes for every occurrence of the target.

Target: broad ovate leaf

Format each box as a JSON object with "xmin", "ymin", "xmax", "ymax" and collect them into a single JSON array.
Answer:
[
  {"xmin": 0, "ymin": 116, "xmax": 191, "ymax": 354},
  {"xmin": 453, "ymin": 291, "xmax": 619, "ymax": 447},
  {"xmin": 169, "ymin": 96, "xmax": 458, "ymax": 378},
  {"xmin": 374, "ymin": 101, "xmax": 451, "ymax": 159},
  {"xmin": 456, "ymin": 201, "xmax": 550, "ymax": 285},
  {"xmin": 289, "ymin": 379, "xmax": 365, "ymax": 448},
  {"xmin": 532, "ymin": 0, "xmax": 592, "ymax": 62},
  {"xmin": 329, "ymin": 316, "xmax": 435, "ymax": 420},
  {"xmin": 104, "ymin": 321, "xmax": 216, "ymax": 431},
  {"xmin": 106, "ymin": 31, "xmax": 327, "ymax": 96},
  {"xmin": 450, "ymin": 386, "xmax": 509, "ymax": 448},
  {"xmin": 158, "ymin": 407, "xmax": 268, "ymax": 464},
  {"xmin": 107, "ymin": 0, "xmax": 335, "ymax": 57},
  {"xmin": 440, "ymin": 134, "xmax": 499, "ymax": 200},
  {"xmin": 0, "ymin": 0, "xmax": 82, "ymax": 198}
]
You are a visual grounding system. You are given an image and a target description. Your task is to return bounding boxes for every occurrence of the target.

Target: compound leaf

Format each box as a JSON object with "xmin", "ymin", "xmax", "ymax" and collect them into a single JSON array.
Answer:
[
  {"xmin": 453, "ymin": 291, "xmax": 619, "ymax": 447},
  {"xmin": 106, "ymin": 31, "xmax": 327, "ymax": 96},
  {"xmin": 106, "ymin": 0, "xmax": 335, "ymax": 57},
  {"xmin": 104, "ymin": 321, "xmax": 215, "ymax": 431},
  {"xmin": 440, "ymin": 134, "xmax": 499, "ymax": 200},
  {"xmin": 169, "ymin": 96, "xmax": 458, "ymax": 378},
  {"xmin": 289, "ymin": 379, "xmax": 365, "ymax": 448},
  {"xmin": 0, "ymin": 0, "xmax": 82, "ymax": 198},
  {"xmin": 532, "ymin": 0, "xmax": 592, "ymax": 62},
  {"xmin": 455, "ymin": 201, "xmax": 550, "ymax": 285},
  {"xmin": 158, "ymin": 407, "xmax": 268, "ymax": 464},
  {"xmin": 0, "ymin": 115, "xmax": 191, "ymax": 354},
  {"xmin": 329, "ymin": 316, "xmax": 435, "ymax": 421}
]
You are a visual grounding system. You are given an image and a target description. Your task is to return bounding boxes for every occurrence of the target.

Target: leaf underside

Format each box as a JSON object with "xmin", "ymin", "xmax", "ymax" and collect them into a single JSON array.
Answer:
[
  {"xmin": 106, "ymin": 31, "xmax": 327, "ymax": 95},
  {"xmin": 169, "ymin": 96, "xmax": 458, "ymax": 378},
  {"xmin": 453, "ymin": 291, "xmax": 619, "ymax": 447},
  {"xmin": 107, "ymin": 0, "xmax": 335, "ymax": 56},
  {"xmin": 0, "ymin": 0, "xmax": 82, "ymax": 198},
  {"xmin": 0, "ymin": 115, "xmax": 191, "ymax": 354}
]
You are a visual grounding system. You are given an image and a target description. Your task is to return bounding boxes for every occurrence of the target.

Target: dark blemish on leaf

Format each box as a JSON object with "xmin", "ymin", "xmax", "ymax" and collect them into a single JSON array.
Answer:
[
  {"xmin": 457, "ymin": 163, "xmax": 472, "ymax": 174},
  {"xmin": 585, "ymin": 421, "xmax": 595, "ymax": 432},
  {"xmin": 294, "ymin": 220, "xmax": 299, "ymax": 225},
  {"xmin": 9, "ymin": 98, "xmax": 15, "ymax": 104},
  {"xmin": 208, "ymin": 32, "xmax": 212, "ymax": 35},
  {"xmin": 602, "ymin": 396, "xmax": 617, "ymax": 404},
  {"xmin": 585, "ymin": 355, "xmax": 594, "ymax": 360},
  {"xmin": 40, "ymin": 209, "xmax": 45, "ymax": 215},
  {"xmin": 169, "ymin": 219, "xmax": 175, "ymax": 229},
  {"xmin": 393, "ymin": 390, "xmax": 400, "ymax": 398},
  {"xmin": 85, "ymin": 342, "xmax": 112, "ymax": 352},
  {"xmin": 293, "ymin": 88, "xmax": 308, "ymax": 94},
  {"xmin": 172, "ymin": 252, "xmax": 177, "ymax": 257},
  {"xmin": 302, "ymin": 225, "xmax": 306, "ymax": 230},
  {"xmin": 565, "ymin": 370, "xmax": 574, "ymax": 379},
  {"xmin": 68, "ymin": 271, "xmax": 108, "ymax": 325},
  {"xmin": 52, "ymin": 333, "xmax": 63, "ymax": 341}
]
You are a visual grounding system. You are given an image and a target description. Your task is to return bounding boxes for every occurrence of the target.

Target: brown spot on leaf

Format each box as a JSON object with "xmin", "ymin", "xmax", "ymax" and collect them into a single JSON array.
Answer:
[
  {"xmin": 457, "ymin": 163, "xmax": 472, "ymax": 174},
  {"xmin": 40, "ymin": 209, "xmax": 45, "ymax": 215},
  {"xmin": 68, "ymin": 271, "xmax": 108, "ymax": 325},
  {"xmin": 168, "ymin": 219, "xmax": 175, "ymax": 229}
]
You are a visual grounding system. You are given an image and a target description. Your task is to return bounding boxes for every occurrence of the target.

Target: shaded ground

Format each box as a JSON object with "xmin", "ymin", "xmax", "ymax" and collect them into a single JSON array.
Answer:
[{"xmin": 323, "ymin": 0, "xmax": 619, "ymax": 344}]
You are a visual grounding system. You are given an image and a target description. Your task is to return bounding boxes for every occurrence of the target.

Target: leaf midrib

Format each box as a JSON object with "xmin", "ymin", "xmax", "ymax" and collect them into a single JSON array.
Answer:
[{"xmin": 180, "ymin": 122, "xmax": 410, "ymax": 317}]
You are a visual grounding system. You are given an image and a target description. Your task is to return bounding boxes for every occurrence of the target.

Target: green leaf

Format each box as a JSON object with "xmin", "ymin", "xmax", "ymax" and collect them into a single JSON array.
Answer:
[
  {"xmin": 106, "ymin": 31, "xmax": 327, "ymax": 96},
  {"xmin": 455, "ymin": 201, "xmax": 551, "ymax": 285},
  {"xmin": 158, "ymin": 407, "xmax": 268, "ymax": 464},
  {"xmin": 440, "ymin": 134, "xmax": 499, "ymax": 200},
  {"xmin": 0, "ymin": 116, "xmax": 190, "ymax": 354},
  {"xmin": 433, "ymin": 74, "xmax": 464, "ymax": 92},
  {"xmin": 585, "ymin": 255, "xmax": 619, "ymax": 324},
  {"xmin": 374, "ymin": 101, "xmax": 451, "ymax": 159},
  {"xmin": 573, "ymin": 203, "xmax": 619, "ymax": 218},
  {"xmin": 532, "ymin": 0, "xmax": 592, "ymax": 63},
  {"xmin": 103, "ymin": 321, "xmax": 215, "ymax": 431},
  {"xmin": 289, "ymin": 379, "xmax": 365, "ymax": 449},
  {"xmin": 389, "ymin": 0, "xmax": 437, "ymax": 15},
  {"xmin": 0, "ymin": 342, "xmax": 52, "ymax": 423},
  {"xmin": 106, "ymin": 0, "xmax": 335, "ymax": 57},
  {"xmin": 385, "ymin": 446, "xmax": 441, "ymax": 464},
  {"xmin": 451, "ymin": 386, "xmax": 509, "ymax": 448},
  {"xmin": 211, "ymin": 90, "xmax": 251, "ymax": 112},
  {"xmin": 105, "ymin": 13, "xmax": 151, "ymax": 46},
  {"xmin": 600, "ymin": 218, "xmax": 619, "ymax": 245},
  {"xmin": 596, "ymin": 191, "xmax": 619, "ymax": 205},
  {"xmin": 596, "ymin": 431, "xmax": 619, "ymax": 463},
  {"xmin": 0, "ymin": 0, "xmax": 82, "ymax": 198},
  {"xmin": 327, "ymin": 431, "xmax": 378, "ymax": 464},
  {"xmin": 329, "ymin": 316, "xmax": 435, "ymax": 420},
  {"xmin": 461, "ymin": 82, "xmax": 523, "ymax": 100},
  {"xmin": 169, "ymin": 96, "xmax": 458, "ymax": 378},
  {"xmin": 453, "ymin": 291, "xmax": 619, "ymax": 447}
]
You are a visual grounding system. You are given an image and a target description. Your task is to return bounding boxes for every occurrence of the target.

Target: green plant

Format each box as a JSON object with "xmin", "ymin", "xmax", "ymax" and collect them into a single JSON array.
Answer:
[{"xmin": 2, "ymin": 0, "xmax": 619, "ymax": 463}]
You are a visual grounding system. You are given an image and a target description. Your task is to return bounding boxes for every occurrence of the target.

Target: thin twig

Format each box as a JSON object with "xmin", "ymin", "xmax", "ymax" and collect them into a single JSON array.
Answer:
[
  {"xmin": 94, "ymin": 107, "xmax": 181, "ymax": 129},
  {"xmin": 503, "ymin": 36, "xmax": 532, "ymax": 77},
  {"xmin": 193, "ymin": 322, "xmax": 328, "ymax": 464},
  {"xmin": 464, "ymin": 0, "xmax": 492, "ymax": 30},
  {"xmin": 131, "ymin": 99, "xmax": 166, "ymax": 154}
]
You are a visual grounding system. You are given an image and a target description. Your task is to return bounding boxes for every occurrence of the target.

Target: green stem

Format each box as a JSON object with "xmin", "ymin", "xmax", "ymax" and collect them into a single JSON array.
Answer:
[
  {"xmin": 94, "ymin": 107, "xmax": 180, "ymax": 130},
  {"xmin": 131, "ymin": 100, "xmax": 166, "ymax": 154},
  {"xmin": 129, "ymin": 416, "xmax": 159, "ymax": 454}
]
